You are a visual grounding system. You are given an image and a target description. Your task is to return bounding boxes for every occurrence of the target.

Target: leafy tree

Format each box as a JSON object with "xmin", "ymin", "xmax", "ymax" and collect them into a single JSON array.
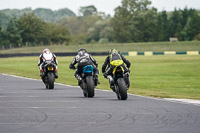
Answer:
[
  {"xmin": 157, "ymin": 11, "xmax": 170, "ymax": 41},
  {"xmin": 0, "ymin": 11, "xmax": 11, "ymax": 27},
  {"xmin": 54, "ymin": 8, "xmax": 76, "ymax": 21},
  {"xmin": 58, "ymin": 15, "xmax": 101, "ymax": 44},
  {"xmin": 99, "ymin": 25, "xmax": 113, "ymax": 42},
  {"xmin": 57, "ymin": 17, "xmax": 88, "ymax": 44},
  {"xmin": 0, "ymin": 25, "xmax": 3, "ymax": 38},
  {"xmin": 111, "ymin": 2, "xmax": 135, "ymax": 42},
  {"xmin": 0, "ymin": 24, "xmax": 9, "ymax": 47},
  {"xmin": 58, "ymin": 17, "xmax": 87, "ymax": 35},
  {"xmin": 44, "ymin": 23, "xmax": 71, "ymax": 45},
  {"xmin": 34, "ymin": 8, "xmax": 76, "ymax": 22},
  {"xmin": 182, "ymin": 7, "xmax": 189, "ymax": 28},
  {"xmin": 18, "ymin": 13, "xmax": 46, "ymax": 45},
  {"xmin": 1, "ymin": 8, "xmax": 32, "ymax": 18},
  {"xmin": 6, "ymin": 17, "xmax": 22, "ymax": 47},
  {"xmin": 99, "ymin": 38, "xmax": 109, "ymax": 44},
  {"xmin": 0, "ymin": 25, "xmax": 4, "ymax": 46},
  {"xmin": 111, "ymin": 0, "xmax": 155, "ymax": 42},
  {"xmin": 184, "ymin": 11, "xmax": 200, "ymax": 40},
  {"xmin": 79, "ymin": 5, "xmax": 97, "ymax": 16},
  {"xmin": 179, "ymin": 8, "xmax": 198, "ymax": 41},
  {"xmin": 34, "ymin": 8, "xmax": 55, "ymax": 22},
  {"xmin": 1, "ymin": 8, "xmax": 76, "ymax": 23},
  {"xmin": 135, "ymin": 8, "xmax": 158, "ymax": 42},
  {"xmin": 169, "ymin": 8, "xmax": 183, "ymax": 39},
  {"xmin": 88, "ymin": 18, "xmax": 113, "ymax": 42}
]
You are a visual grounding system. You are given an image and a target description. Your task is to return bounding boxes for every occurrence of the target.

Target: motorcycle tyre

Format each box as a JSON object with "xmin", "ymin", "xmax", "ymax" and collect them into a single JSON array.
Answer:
[
  {"xmin": 117, "ymin": 78, "xmax": 128, "ymax": 100},
  {"xmin": 47, "ymin": 73, "xmax": 55, "ymax": 89},
  {"xmin": 86, "ymin": 76, "xmax": 95, "ymax": 98}
]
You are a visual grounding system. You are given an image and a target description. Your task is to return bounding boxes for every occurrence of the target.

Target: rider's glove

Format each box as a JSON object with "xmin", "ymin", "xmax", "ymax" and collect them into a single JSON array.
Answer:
[
  {"xmin": 95, "ymin": 63, "xmax": 98, "ymax": 68},
  {"xmin": 69, "ymin": 64, "xmax": 76, "ymax": 70}
]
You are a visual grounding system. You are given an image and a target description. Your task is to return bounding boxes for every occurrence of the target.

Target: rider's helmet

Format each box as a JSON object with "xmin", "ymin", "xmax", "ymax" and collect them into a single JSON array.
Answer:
[
  {"xmin": 42, "ymin": 49, "xmax": 53, "ymax": 60},
  {"xmin": 109, "ymin": 48, "xmax": 119, "ymax": 54},
  {"xmin": 78, "ymin": 48, "xmax": 87, "ymax": 56},
  {"xmin": 43, "ymin": 48, "xmax": 51, "ymax": 54}
]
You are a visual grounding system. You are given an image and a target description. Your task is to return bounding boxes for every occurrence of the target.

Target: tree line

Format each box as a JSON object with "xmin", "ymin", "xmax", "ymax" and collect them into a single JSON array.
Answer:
[
  {"xmin": 0, "ymin": 0, "xmax": 200, "ymax": 49},
  {"xmin": 0, "ymin": 8, "xmax": 75, "ymax": 25},
  {"xmin": 0, "ymin": 13, "xmax": 71, "ymax": 48}
]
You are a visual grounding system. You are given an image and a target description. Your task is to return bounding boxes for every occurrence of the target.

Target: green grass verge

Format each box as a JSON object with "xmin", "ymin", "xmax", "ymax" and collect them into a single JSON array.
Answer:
[
  {"xmin": 1, "ymin": 41, "xmax": 200, "ymax": 54},
  {"xmin": 0, "ymin": 55, "xmax": 200, "ymax": 99}
]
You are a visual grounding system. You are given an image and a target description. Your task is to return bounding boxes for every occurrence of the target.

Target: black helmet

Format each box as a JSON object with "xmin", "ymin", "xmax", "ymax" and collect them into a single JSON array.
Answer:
[
  {"xmin": 78, "ymin": 48, "xmax": 87, "ymax": 53},
  {"xmin": 78, "ymin": 48, "xmax": 87, "ymax": 56}
]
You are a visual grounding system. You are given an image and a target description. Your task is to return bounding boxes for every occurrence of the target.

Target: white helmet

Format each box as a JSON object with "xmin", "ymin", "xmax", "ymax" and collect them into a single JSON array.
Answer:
[{"xmin": 43, "ymin": 48, "xmax": 51, "ymax": 54}]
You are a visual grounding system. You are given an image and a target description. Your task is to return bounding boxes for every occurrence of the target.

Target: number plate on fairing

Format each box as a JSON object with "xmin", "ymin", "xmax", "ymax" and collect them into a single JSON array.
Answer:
[{"xmin": 47, "ymin": 66, "xmax": 54, "ymax": 71}]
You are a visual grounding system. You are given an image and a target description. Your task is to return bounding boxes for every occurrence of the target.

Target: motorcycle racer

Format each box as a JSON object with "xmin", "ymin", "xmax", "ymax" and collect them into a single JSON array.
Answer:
[
  {"xmin": 38, "ymin": 48, "xmax": 58, "ymax": 78},
  {"xmin": 69, "ymin": 48, "xmax": 100, "ymax": 85},
  {"xmin": 102, "ymin": 48, "xmax": 131, "ymax": 89}
]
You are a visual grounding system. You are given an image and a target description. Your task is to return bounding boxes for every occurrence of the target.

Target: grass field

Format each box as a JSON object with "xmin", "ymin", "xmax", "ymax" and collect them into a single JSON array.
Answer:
[
  {"xmin": 0, "ymin": 41, "xmax": 200, "ymax": 54},
  {"xmin": 0, "ymin": 55, "xmax": 200, "ymax": 99}
]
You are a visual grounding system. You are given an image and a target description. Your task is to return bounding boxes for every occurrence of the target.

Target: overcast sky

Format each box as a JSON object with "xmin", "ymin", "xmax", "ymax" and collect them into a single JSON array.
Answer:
[{"xmin": 0, "ymin": 0, "xmax": 200, "ymax": 16}]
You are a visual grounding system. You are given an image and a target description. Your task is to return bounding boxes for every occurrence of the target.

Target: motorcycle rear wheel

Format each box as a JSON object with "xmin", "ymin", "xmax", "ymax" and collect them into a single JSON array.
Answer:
[
  {"xmin": 47, "ymin": 73, "xmax": 55, "ymax": 89},
  {"xmin": 117, "ymin": 78, "xmax": 128, "ymax": 100},
  {"xmin": 86, "ymin": 76, "xmax": 95, "ymax": 98}
]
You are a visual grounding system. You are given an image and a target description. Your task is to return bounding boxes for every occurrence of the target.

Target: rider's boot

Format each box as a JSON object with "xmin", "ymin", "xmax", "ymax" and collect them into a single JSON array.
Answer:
[
  {"xmin": 94, "ymin": 75, "xmax": 100, "ymax": 86},
  {"xmin": 40, "ymin": 69, "xmax": 44, "ymax": 77},
  {"xmin": 107, "ymin": 75, "xmax": 115, "ymax": 91},
  {"xmin": 75, "ymin": 74, "xmax": 82, "ymax": 86},
  {"xmin": 54, "ymin": 69, "xmax": 58, "ymax": 79},
  {"xmin": 124, "ymin": 72, "xmax": 130, "ymax": 88}
]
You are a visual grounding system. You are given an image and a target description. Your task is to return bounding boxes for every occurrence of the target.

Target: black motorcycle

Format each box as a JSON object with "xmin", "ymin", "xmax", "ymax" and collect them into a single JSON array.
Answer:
[
  {"xmin": 42, "ymin": 60, "xmax": 56, "ymax": 89},
  {"xmin": 111, "ymin": 66, "xmax": 129, "ymax": 100},
  {"xmin": 72, "ymin": 65, "xmax": 96, "ymax": 98}
]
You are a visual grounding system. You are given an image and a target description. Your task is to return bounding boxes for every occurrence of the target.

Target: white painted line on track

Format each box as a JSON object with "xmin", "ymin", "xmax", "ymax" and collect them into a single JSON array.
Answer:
[
  {"xmin": 1, "ymin": 73, "xmax": 200, "ymax": 107},
  {"xmin": 1, "ymin": 73, "xmax": 78, "ymax": 88},
  {"xmin": 0, "ymin": 122, "xmax": 94, "ymax": 125},
  {"xmin": 0, "ymin": 106, "xmax": 80, "ymax": 109},
  {"xmin": 2, "ymin": 73, "xmax": 40, "ymax": 81},
  {"xmin": 0, "ymin": 96, "xmax": 75, "ymax": 98},
  {"xmin": 30, "ymin": 107, "xmax": 77, "ymax": 109},
  {"xmin": 0, "ymin": 101, "xmax": 79, "ymax": 103},
  {"xmin": 164, "ymin": 98, "xmax": 200, "ymax": 106}
]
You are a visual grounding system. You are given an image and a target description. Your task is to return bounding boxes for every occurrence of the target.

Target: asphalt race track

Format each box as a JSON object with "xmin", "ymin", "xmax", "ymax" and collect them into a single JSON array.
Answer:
[{"xmin": 0, "ymin": 74, "xmax": 200, "ymax": 133}]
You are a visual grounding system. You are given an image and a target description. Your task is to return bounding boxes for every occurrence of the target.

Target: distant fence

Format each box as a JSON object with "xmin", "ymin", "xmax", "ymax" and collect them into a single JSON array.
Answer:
[
  {"xmin": 128, "ymin": 51, "xmax": 200, "ymax": 56},
  {"xmin": 0, "ymin": 51, "xmax": 199, "ymax": 58}
]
